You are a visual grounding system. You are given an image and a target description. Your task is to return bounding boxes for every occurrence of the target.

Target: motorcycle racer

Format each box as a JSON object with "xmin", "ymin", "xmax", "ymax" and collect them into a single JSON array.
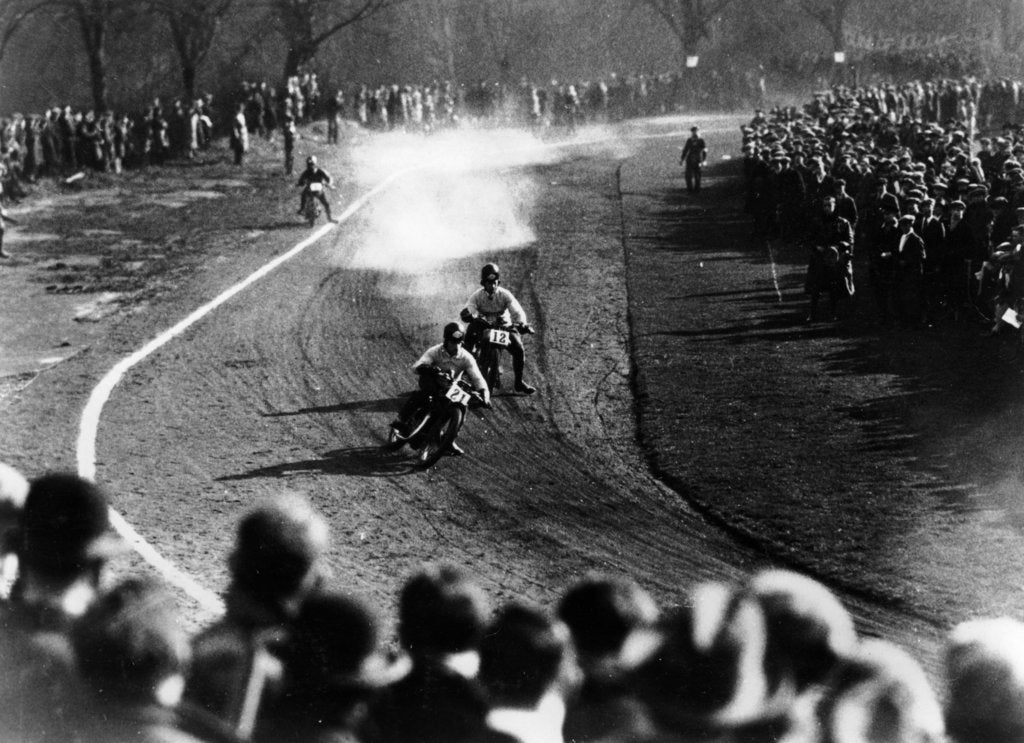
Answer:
[
  {"xmin": 462, "ymin": 263, "xmax": 536, "ymax": 394},
  {"xmin": 296, "ymin": 155, "xmax": 338, "ymax": 222},
  {"xmin": 391, "ymin": 322, "xmax": 490, "ymax": 456}
]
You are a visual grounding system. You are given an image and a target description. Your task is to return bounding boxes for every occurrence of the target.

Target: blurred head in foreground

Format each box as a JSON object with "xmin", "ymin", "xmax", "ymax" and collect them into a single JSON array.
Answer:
[
  {"xmin": 398, "ymin": 562, "xmax": 490, "ymax": 661},
  {"xmin": 748, "ymin": 569, "xmax": 858, "ymax": 692},
  {"xmin": 631, "ymin": 581, "xmax": 794, "ymax": 737},
  {"xmin": 557, "ymin": 573, "xmax": 660, "ymax": 681},
  {"xmin": 945, "ymin": 617, "xmax": 1024, "ymax": 743},
  {"xmin": 806, "ymin": 638, "xmax": 944, "ymax": 743},
  {"xmin": 17, "ymin": 473, "xmax": 122, "ymax": 619},
  {"xmin": 0, "ymin": 462, "xmax": 28, "ymax": 595},
  {"xmin": 73, "ymin": 578, "xmax": 189, "ymax": 708},
  {"xmin": 228, "ymin": 492, "xmax": 330, "ymax": 619}
]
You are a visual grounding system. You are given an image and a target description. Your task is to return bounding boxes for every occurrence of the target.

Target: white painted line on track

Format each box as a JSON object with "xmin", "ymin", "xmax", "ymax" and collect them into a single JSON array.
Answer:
[
  {"xmin": 77, "ymin": 168, "xmax": 416, "ymax": 615},
  {"xmin": 77, "ymin": 123, "xmax": 725, "ymax": 615},
  {"xmin": 765, "ymin": 239, "xmax": 783, "ymax": 303}
]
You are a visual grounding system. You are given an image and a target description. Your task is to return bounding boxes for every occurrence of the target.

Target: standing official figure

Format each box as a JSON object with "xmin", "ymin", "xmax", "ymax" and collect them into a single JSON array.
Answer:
[{"xmin": 680, "ymin": 126, "xmax": 708, "ymax": 193}]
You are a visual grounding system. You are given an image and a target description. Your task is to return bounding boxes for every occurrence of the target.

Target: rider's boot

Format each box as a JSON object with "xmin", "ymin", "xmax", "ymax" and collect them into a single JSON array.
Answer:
[{"xmin": 512, "ymin": 356, "xmax": 535, "ymax": 395}]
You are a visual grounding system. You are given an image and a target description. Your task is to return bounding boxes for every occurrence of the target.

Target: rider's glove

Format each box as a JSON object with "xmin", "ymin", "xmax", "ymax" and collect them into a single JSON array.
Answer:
[
  {"xmin": 521, "ymin": 324, "xmax": 535, "ymax": 335},
  {"xmin": 460, "ymin": 308, "xmax": 474, "ymax": 323}
]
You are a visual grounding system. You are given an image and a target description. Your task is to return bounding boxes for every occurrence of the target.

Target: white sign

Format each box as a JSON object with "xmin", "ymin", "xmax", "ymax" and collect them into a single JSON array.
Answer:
[
  {"xmin": 685, "ymin": 55, "xmax": 699, "ymax": 68},
  {"xmin": 833, "ymin": 51, "xmax": 846, "ymax": 64}
]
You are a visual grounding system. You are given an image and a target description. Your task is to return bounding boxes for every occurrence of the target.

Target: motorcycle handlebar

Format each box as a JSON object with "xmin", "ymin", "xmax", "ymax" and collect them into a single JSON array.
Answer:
[{"xmin": 473, "ymin": 318, "xmax": 535, "ymax": 334}]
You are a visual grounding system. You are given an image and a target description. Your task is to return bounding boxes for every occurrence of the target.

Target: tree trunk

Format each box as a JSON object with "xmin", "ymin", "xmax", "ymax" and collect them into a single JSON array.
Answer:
[
  {"xmin": 86, "ymin": 44, "xmax": 108, "ymax": 111},
  {"xmin": 182, "ymin": 62, "xmax": 197, "ymax": 102},
  {"xmin": 78, "ymin": 12, "xmax": 109, "ymax": 112},
  {"xmin": 283, "ymin": 44, "xmax": 315, "ymax": 79},
  {"xmin": 440, "ymin": 5, "xmax": 456, "ymax": 82}
]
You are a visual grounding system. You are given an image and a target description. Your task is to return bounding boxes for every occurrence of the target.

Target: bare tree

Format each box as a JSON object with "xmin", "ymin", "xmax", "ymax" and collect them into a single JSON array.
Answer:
[
  {"xmin": 405, "ymin": 0, "xmax": 458, "ymax": 82},
  {"xmin": 799, "ymin": 0, "xmax": 855, "ymax": 52},
  {"xmin": 270, "ymin": 0, "xmax": 412, "ymax": 80},
  {"xmin": 146, "ymin": 0, "xmax": 234, "ymax": 102},
  {"xmin": 638, "ymin": 0, "xmax": 734, "ymax": 58},
  {"xmin": 0, "ymin": 0, "xmax": 138, "ymax": 111}
]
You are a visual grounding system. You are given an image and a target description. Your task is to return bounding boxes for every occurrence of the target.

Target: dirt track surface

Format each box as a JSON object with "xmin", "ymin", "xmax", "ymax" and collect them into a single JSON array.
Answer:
[{"xmin": 4, "ymin": 116, "xmax": 1024, "ymax": 678}]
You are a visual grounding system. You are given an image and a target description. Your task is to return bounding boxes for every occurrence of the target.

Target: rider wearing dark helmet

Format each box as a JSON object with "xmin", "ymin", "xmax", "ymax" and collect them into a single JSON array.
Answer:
[
  {"xmin": 296, "ymin": 155, "xmax": 338, "ymax": 222},
  {"xmin": 391, "ymin": 322, "xmax": 490, "ymax": 456},
  {"xmin": 462, "ymin": 263, "xmax": 536, "ymax": 395}
]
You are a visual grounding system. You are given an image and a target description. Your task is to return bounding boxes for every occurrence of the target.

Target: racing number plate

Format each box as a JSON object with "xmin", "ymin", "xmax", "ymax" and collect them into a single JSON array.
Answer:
[
  {"xmin": 484, "ymin": 328, "xmax": 510, "ymax": 347},
  {"xmin": 445, "ymin": 385, "xmax": 471, "ymax": 405},
  {"xmin": 308, "ymin": 182, "xmax": 324, "ymax": 193}
]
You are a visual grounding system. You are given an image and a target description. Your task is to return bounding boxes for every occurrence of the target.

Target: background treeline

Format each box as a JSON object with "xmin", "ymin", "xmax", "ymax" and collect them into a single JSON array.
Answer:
[{"xmin": 0, "ymin": 0, "xmax": 1021, "ymax": 117}]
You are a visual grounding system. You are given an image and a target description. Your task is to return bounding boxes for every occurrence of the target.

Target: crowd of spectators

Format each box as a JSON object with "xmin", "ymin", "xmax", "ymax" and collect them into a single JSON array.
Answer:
[
  {"xmin": 1, "ymin": 463, "xmax": 1023, "ymax": 743},
  {"xmin": 741, "ymin": 77, "xmax": 1024, "ymax": 336},
  {"xmin": 0, "ymin": 65, "xmax": 765, "ymax": 205}
]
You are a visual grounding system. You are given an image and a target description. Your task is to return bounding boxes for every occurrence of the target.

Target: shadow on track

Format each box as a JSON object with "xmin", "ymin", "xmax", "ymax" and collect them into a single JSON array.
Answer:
[
  {"xmin": 216, "ymin": 445, "xmax": 425, "ymax": 479},
  {"xmin": 263, "ymin": 396, "xmax": 403, "ymax": 417}
]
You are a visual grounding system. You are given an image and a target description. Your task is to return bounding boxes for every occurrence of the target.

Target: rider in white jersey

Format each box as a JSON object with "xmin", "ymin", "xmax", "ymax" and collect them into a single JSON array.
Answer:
[
  {"xmin": 461, "ymin": 263, "xmax": 536, "ymax": 395},
  {"xmin": 391, "ymin": 323, "xmax": 490, "ymax": 455}
]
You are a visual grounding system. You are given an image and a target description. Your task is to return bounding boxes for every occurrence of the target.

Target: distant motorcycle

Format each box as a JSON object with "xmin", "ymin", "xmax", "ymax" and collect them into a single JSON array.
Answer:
[
  {"xmin": 470, "ymin": 319, "xmax": 533, "ymax": 392},
  {"xmin": 386, "ymin": 371, "xmax": 484, "ymax": 467},
  {"xmin": 301, "ymin": 182, "xmax": 329, "ymax": 227}
]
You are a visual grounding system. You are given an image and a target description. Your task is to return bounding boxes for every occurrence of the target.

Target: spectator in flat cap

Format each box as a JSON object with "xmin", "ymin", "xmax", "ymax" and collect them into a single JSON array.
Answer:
[
  {"xmin": 803, "ymin": 639, "xmax": 943, "ymax": 743},
  {"xmin": 833, "ymin": 179, "xmax": 858, "ymax": 230},
  {"xmin": 893, "ymin": 212, "xmax": 928, "ymax": 326},
  {"xmin": 0, "ymin": 472, "xmax": 123, "ymax": 742},
  {"xmin": 856, "ymin": 178, "xmax": 899, "ymax": 261},
  {"xmin": 944, "ymin": 200, "xmax": 974, "ymax": 320},
  {"xmin": 476, "ymin": 601, "xmax": 580, "ymax": 743},
  {"xmin": 964, "ymin": 185, "xmax": 995, "ymax": 284},
  {"xmin": 945, "ymin": 617, "xmax": 1024, "ymax": 743},
  {"xmin": 917, "ymin": 198, "xmax": 947, "ymax": 323},
  {"xmin": 364, "ymin": 563, "xmax": 492, "ymax": 743},
  {"xmin": 558, "ymin": 574, "xmax": 661, "ymax": 743},
  {"xmin": 991, "ymin": 196, "xmax": 1015, "ymax": 246},
  {"xmin": 805, "ymin": 194, "xmax": 855, "ymax": 324},
  {"xmin": 254, "ymin": 586, "xmax": 409, "ymax": 743},
  {"xmin": 73, "ymin": 577, "xmax": 241, "ymax": 743},
  {"xmin": 632, "ymin": 581, "xmax": 794, "ymax": 741},
  {"xmin": 187, "ymin": 492, "xmax": 329, "ymax": 734},
  {"xmin": 0, "ymin": 461, "xmax": 28, "ymax": 598},
  {"xmin": 867, "ymin": 210, "xmax": 901, "ymax": 325},
  {"xmin": 773, "ymin": 153, "xmax": 807, "ymax": 246}
]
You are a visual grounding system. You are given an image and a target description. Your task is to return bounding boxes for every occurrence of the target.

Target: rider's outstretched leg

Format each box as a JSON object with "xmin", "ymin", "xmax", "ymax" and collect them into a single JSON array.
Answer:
[{"xmin": 509, "ymin": 334, "xmax": 535, "ymax": 395}]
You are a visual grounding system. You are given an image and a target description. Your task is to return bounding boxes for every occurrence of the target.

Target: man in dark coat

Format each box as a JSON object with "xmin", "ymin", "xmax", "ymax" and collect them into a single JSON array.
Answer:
[
  {"xmin": 892, "ymin": 214, "xmax": 927, "ymax": 325},
  {"xmin": 774, "ymin": 155, "xmax": 806, "ymax": 245},
  {"xmin": 867, "ymin": 210, "xmax": 901, "ymax": 325},
  {"xmin": 805, "ymin": 195, "xmax": 854, "ymax": 323},
  {"xmin": 833, "ymin": 178, "xmax": 858, "ymax": 231},
  {"xmin": 679, "ymin": 126, "xmax": 707, "ymax": 193},
  {"xmin": 944, "ymin": 200, "xmax": 974, "ymax": 319},
  {"xmin": 917, "ymin": 198, "xmax": 946, "ymax": 322}
]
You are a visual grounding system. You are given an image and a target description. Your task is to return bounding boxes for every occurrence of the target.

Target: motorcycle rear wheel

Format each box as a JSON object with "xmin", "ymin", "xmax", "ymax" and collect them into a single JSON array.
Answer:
[{"xmin": 418, "ymin": 407, "xmax": 465, "ymax": 468}]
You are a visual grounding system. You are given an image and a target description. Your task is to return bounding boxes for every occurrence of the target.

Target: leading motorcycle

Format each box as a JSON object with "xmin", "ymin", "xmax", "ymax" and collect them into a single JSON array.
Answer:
[{"xmin": 386, "ymin": 372, "xmax": 484, "ymax": 467}]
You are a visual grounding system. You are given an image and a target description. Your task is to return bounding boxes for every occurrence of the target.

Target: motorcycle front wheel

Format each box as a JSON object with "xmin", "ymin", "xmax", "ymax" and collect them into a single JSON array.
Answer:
[
  {"xmin": 418, "ymin": 407, "xmax": 465, "ymax": 468},
  {"xmin": 383, "ymin": 426, "xmax": 405, "ymax": 450}
]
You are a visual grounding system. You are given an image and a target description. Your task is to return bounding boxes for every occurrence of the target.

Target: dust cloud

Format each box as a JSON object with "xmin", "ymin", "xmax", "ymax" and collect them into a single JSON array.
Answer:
[{"xmin": 326, "ymin": 126, "xmax": 633, "ymax": 288}]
